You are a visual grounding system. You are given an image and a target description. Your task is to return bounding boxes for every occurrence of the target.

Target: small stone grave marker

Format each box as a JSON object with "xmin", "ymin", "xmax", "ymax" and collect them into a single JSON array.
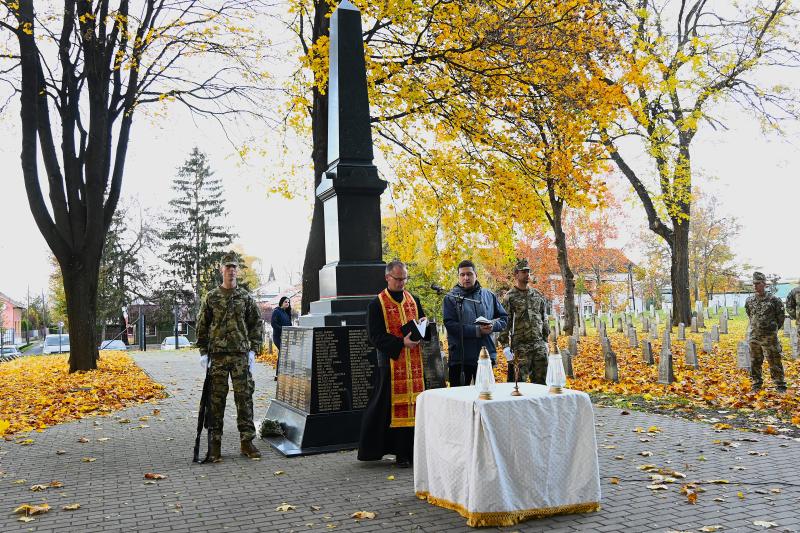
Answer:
[
  {"xmin": 628, "ymin": 327, "xmax": 638, "ymax": 348},
  {"xmin": 604, "ymin": 343, "xmax": 619, "ymax": 382},
  {"xmin": 690, "ymin": 316, "xmax": 698, "ymax": 333},
  {"xmin": 702, "ymin": 332, "xmax": 713, "ymax": 353},
  {"xmin": 657, "ymin": 345, "xmax": 675, "ymax": 384},
  {"xmin": 561, "ymin": 348, "xmax": 574, "ymax": 378},
  {"xmin": 784, "ymin": 318, "xmax": 792, "ymax": 337},
  {"xmin": 641, "ymin": 339, "xmax": 654, "ymax": 365},
  {"xmin": 736, "ymin": 341, "xmax": 750, "ymax": 370},
  {"xmin": 684, "ymin": 339, "xmax": 698, "ymax": 369},
  {"xmin": 568, "ymin": 336, "xmax": 578, "ymax": 358},
  {"xmin": 711, "ymin": 325, "xmax": 720, "ymax": 342},
  {"xmin": 678, "ymin": 323, "xmax": 686, "ymax": 340},
  {"xmin": 719, "ymin": 314, "xmax": 728, "ymax": 335}
]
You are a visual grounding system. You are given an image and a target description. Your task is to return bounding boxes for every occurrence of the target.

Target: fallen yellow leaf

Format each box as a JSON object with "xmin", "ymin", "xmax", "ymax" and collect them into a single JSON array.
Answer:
[
  {"xmin": 143, "ymin": 473, "xmax": 166, "ymax": 480},
  {"xmin": 276, "ymin": 503, "xmax": 296, "ymax": 512},
  {"xmin": 14, "ymin": 503, "xmax": 51, "ymax": 515},
  {"xmin": 351, "ymin": 511, "xmax": 376, "ymax": 520},
  {"xmin": 62, "ymin": 503, "xmax": 81, "ymax": 511}
]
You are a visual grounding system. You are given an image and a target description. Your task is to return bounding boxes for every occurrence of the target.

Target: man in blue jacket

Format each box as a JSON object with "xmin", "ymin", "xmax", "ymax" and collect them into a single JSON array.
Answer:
[{"xmin": 443, "ymin": 260, "xmax": 508, "ymax": 386}]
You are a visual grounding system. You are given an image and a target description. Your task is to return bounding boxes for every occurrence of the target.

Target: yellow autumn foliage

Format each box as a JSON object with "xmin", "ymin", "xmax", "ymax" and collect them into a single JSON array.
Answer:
[{"xmin": 0, "ymin": 352, "xmax": 166, "ymax": 437}]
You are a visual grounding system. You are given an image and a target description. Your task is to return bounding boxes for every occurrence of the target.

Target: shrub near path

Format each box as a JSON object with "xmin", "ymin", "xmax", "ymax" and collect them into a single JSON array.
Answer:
[
  {"xmin": 493, "ymin": 315, "xmax": 800, "ymax": 435},
  {"xmin": 0, "ymin": 352, "xmax": 166, "ymax": 438}
]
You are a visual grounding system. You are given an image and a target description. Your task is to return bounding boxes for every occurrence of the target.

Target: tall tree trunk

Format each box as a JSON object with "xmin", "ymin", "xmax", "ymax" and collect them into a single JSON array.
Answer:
[
  {"xmin": 300, "ymin": 2, "xmax": 331, "ymax": 315},
  {"xmin": 62, "ymin": 258, "xmax": 100, "ymax": 371},
  {"xmin": 548, "ymin": 193, "xmax": 575, "ymax": 335},
  {"xmin": 670, "ymin": 220, "xmax": 691, "ymax": 326}
]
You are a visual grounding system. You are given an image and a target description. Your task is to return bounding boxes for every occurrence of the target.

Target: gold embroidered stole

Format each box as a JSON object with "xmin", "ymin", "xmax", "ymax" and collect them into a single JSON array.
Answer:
[{"xmin": 377, "ymin": 289, "xmax": 426, "ymax": 427}]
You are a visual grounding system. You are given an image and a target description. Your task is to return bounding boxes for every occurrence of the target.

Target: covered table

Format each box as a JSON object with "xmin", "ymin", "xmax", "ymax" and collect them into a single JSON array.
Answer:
[{"xmin": 413, "ymin": 382, "xmax": 600, "ymax": 527}]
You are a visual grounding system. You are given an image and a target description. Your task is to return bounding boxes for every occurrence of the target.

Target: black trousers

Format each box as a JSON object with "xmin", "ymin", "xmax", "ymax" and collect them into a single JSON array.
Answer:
[{"xmin": 448, "ymin": 364, "xmax": 478, "ymax": 387}]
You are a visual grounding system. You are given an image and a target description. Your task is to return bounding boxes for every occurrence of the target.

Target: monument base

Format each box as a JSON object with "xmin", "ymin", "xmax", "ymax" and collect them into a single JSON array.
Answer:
[{"xmin": 263, "ymin": 399, "xmax": 363, "ymax": 457}]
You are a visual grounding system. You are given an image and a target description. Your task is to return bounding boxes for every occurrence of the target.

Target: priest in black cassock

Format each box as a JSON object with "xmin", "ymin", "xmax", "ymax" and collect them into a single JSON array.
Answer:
[{"xmin": 358, "ymin": 259, "xmax": 427, "ymax": 468}]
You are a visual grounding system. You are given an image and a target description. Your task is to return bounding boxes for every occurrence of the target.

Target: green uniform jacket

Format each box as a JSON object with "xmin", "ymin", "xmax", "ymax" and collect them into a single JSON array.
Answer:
[
  {"xmin": 196, "ymin": 286, "xmax": 263, "ymax": 355},
  {"xmin": 498, "ymin": 286, "xmax": 550, "ymax": 347},
  {"xmin": 786, "ymin": 286, "xmax": 800, "ymax": 320},
  {"xmin": 745, "ymin": 292, "xmax": 785, "ymax": 336}
]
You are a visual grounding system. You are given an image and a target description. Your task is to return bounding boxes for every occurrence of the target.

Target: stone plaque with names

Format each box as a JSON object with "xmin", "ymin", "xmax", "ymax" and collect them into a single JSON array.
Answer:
[{"xmin": 421, "ymin": 322, "xmax": 446, "ymax": 390}]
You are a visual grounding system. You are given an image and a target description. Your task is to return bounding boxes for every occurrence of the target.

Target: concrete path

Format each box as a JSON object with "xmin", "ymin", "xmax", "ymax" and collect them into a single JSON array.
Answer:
[{"xmin": 1, "ymin": 350, "xmax": 799, "ymax": 532}]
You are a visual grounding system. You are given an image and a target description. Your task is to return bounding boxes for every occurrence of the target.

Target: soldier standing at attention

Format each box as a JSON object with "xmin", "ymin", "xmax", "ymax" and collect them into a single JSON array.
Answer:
[
  {"xmin": 498, "ymin": 259, "xmax": 550, "ymax": 385},
  {"xmin": 745, "ymin": 271, "xmax": 787, "ymax": 393},
  {"xmin": 196, "ymin": 252, "xmax": 264, "ymax": 461},
  {"xmin": 786, "ymin": 284, "xmax": 799, "ymax": 323}
]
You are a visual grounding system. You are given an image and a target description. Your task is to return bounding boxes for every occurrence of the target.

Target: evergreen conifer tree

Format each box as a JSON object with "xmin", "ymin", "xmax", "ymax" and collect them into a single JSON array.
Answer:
[{"xmin": 162, "ymin": 148, "xmax": 235, "ymax": 312}]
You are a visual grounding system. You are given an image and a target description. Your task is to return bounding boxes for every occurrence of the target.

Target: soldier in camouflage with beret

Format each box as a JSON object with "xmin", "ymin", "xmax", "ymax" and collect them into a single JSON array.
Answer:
[
  {"xmin": 196, "ymin": 252, "xmax": 264, "ymax": 461},
  {"xmin": 745, "ymin": 271, "xmax": 787, "ymax": 393},
  {"xmin": 498, "ymin": 259, "xmax": 550, "ymax": 385}
]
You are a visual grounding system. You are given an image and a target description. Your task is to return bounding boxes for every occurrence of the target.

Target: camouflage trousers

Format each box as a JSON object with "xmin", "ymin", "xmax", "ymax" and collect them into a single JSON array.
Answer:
[
  {"xmin": 749, "ymin": 333, "xmax": 786, "ymax": 390},
  {"xmin": 208, "ymin": 352, "xmax": 256, "ymax": 442},
  {"xmin": 506, "ymin": 341, "xmax": 548, "ymax": 385}
]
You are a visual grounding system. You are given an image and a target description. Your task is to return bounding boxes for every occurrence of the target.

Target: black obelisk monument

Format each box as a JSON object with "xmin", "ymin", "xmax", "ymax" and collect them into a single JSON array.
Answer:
[{"xmin": 264, "ymin": 0, "xmax": 386, "ymax": 456}]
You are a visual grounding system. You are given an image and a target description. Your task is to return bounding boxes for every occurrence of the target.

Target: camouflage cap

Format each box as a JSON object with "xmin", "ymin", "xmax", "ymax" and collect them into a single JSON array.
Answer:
[
  {"xmin": 220, "ymin": 252, "xmax": 239, "ymax": 267},
  {"xmin": 514, "ymin": 258, "xmax": 531, "ymax": 272},
  {"xmin": 753, "ymin": 271, "xmax": 766, "ymax": 283}
]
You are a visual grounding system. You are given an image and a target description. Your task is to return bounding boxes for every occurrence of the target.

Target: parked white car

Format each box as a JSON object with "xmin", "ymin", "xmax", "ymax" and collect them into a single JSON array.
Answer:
[
  {"xmin": 99, "ymin": 339, "xmax": 127, "ymax": 351},
  {"xmin": 43, "ymin": 334, "xmax": 70, "ymax": 354},
  {"xmin": 160, "ymin": 336, "xmax": 192, "ymax": 350},
  {"xmin": 0, "ymin": 346, "xmax": 22, "ymax": 361}
]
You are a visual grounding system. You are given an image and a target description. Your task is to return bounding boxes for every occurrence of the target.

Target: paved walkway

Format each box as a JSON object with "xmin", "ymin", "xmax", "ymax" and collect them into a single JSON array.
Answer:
[{"xmin": 1, "ymin": 350, "xmax": 799, "ymax": 532}]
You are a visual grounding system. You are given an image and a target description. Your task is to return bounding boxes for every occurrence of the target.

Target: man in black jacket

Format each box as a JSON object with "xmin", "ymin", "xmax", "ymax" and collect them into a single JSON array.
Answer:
[{"xmin": 442, "ymin": 260, "xmax": 508, "ymax": 386}]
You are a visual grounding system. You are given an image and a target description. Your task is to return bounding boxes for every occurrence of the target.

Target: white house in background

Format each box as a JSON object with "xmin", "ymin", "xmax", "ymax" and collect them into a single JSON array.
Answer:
[{"xmin": 541, "ymin": 249, "xmax": 643, "ymax": 316}]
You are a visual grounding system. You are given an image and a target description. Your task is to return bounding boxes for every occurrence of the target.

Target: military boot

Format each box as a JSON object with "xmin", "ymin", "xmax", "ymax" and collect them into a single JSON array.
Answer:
[
  {"xmin": 206, "ymin": 440, "xmax": 222, "ymax": 463},
  {"xmin": 241, "ymin": 439, "xmax": 262, "ymax": 459}
]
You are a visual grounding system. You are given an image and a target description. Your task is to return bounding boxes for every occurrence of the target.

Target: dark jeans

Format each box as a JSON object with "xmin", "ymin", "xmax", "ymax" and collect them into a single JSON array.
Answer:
[{"xmin": 448, "ymin": 364, "xmax": 478, "ymax": 387}]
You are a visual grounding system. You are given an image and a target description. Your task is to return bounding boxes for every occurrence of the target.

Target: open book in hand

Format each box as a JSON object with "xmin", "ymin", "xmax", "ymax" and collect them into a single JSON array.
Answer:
[
  {"xmin": 474, "ymin": 316, "xmax": 494, "ymax": 326},
  {"xmin": 401, "ymin": 317, "xmax": 429, "ymax": 342}
]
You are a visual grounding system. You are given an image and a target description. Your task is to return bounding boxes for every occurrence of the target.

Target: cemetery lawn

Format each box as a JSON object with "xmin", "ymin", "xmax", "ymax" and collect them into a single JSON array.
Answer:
[
  {"xmin": 0, "ymin": 351, "xmax": 166, "ymax": 438},
  {"xmin": 494, "ymin": 315, "xmax": 800, "ymax": 438}
]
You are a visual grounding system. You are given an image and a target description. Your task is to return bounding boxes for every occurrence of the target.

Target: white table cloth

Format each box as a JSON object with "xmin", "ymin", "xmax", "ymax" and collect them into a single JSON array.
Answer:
[{"xmin": 414, "ymin": 382, "xmax": 600, "ymax": 527}]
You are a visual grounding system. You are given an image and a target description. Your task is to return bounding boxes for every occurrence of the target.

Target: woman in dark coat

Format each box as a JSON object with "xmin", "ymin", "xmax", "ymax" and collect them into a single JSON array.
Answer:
[{"xmin": 271, "ymin": 296, "xmax": 292, "ymax": 377}]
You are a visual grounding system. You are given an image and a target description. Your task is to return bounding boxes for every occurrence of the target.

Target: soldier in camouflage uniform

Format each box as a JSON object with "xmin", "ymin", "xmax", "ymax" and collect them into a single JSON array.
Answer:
[
  {"xmin": 196, "ymin": 252, "xmax": 264, "ymax": 461},
  {"xmin": 745, "ymin": 272, "xmax": 787, "ymax": 393},
  {"xmin": 498, "ymin": 259, "xmax": 550, "ymax": 385},
  {"xmin": 787, "ymin": 284, "xmax": 800, "ymax": 358},
  {"xmin": 787, "ymin": 285, "xmax": 799, "ymax": 322}
]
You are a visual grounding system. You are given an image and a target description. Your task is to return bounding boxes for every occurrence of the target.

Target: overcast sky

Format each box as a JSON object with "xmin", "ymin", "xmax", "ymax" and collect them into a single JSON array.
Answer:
[{"xmin": 1, "ymin": 11, "xmax": 799, "ymax": 303}]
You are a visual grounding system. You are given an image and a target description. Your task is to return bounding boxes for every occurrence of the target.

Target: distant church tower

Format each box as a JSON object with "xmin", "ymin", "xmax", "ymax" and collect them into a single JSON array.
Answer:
[{"xmin": 267, "ymin": 266, "xmax": 276, "ymax": 283}]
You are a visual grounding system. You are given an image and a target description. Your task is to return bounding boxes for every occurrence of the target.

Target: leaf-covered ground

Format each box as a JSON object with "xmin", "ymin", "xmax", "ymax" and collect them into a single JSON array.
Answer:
[
  {"xmin": 0, "ymin": 351, "xmax": 166, "ymax": 438},
  {"xmin": 493, "ymin": 315, "xmax": 800, "ymax": 435}
]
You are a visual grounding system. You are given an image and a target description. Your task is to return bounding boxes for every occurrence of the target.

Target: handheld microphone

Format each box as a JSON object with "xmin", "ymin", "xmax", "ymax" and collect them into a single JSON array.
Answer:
[{"xmin": 430, "ymin": 283, "xmax": 445, "ymax": 295}]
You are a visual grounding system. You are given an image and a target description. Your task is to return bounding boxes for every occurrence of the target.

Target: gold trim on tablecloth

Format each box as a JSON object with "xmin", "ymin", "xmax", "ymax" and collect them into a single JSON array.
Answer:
[{"xmin": 415, "ymin": 491, "xmax": 600, "ymax": 527}]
